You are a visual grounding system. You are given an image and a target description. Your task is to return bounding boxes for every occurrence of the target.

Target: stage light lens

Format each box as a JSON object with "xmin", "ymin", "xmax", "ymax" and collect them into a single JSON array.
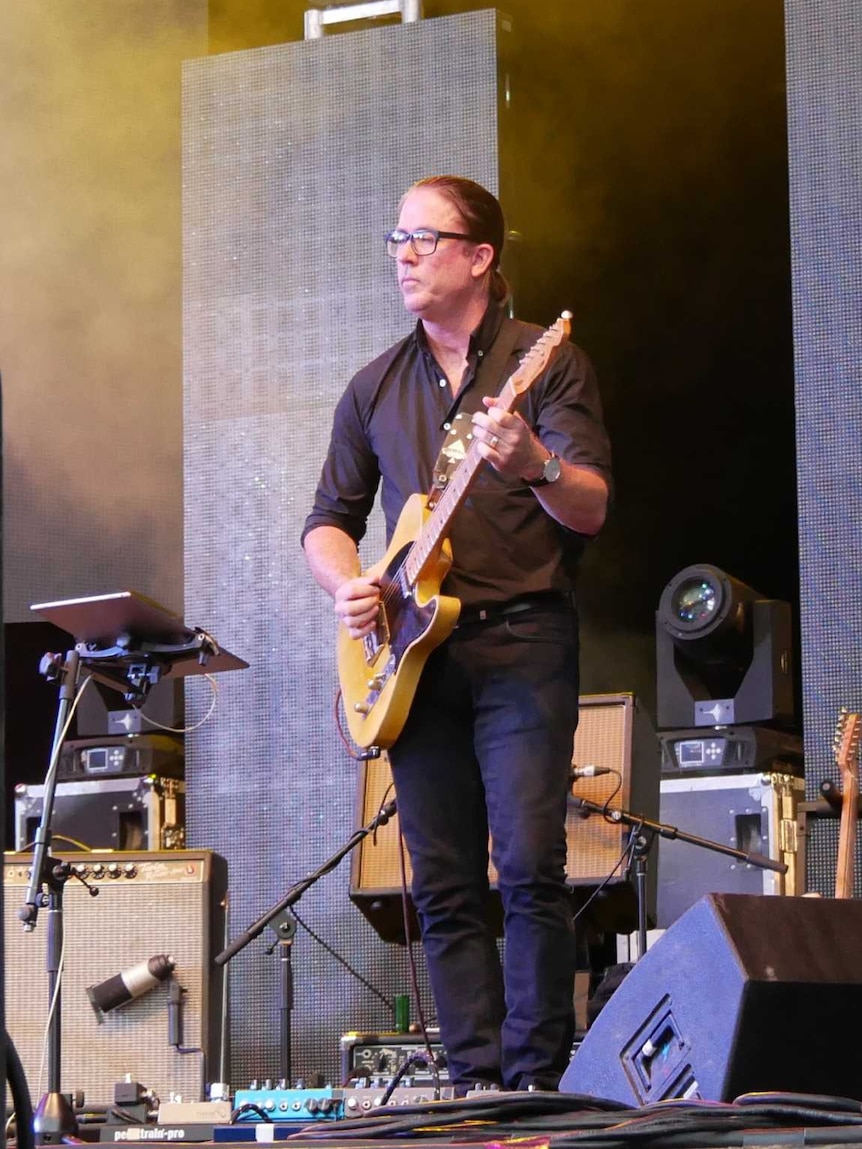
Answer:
[{"xmin": 673, "ymin": 578, "xmax": 717, "ymax": 624}]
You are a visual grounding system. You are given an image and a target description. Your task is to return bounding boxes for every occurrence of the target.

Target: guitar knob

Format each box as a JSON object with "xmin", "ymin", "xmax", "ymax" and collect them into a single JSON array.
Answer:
[
  {"xmin": 353, "ymin": 702, "xmax": 370, "ymax": 714},
  {"xmin": 366, "ymin": 676, "xmax": 385, "ymax": 691}
]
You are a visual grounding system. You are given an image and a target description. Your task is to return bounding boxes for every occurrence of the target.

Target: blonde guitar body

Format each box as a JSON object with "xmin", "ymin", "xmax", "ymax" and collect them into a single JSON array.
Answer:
[{"xmin": 337, "ymin": 493, "xmax": 461, "ymax": 749}]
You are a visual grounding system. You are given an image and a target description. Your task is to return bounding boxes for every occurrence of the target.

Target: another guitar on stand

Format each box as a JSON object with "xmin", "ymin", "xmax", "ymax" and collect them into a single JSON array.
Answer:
[
  {"xmin": 337, "ymin": 313, "xmax": 572, "ymax": 750},
  {"xmin": 834, "ymin": 708, "xmax": 861, "ymax": 899}
]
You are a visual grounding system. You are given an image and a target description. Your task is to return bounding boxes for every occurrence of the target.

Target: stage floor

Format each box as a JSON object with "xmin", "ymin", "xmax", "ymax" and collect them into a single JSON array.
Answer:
[{"xmin": 61, "ymin": 1089, "xmax": 862, "ymax": 1149}]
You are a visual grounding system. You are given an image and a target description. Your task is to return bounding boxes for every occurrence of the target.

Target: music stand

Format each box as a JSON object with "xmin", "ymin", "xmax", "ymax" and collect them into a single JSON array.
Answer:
[{"xmin": 20, "ymin": 591, "xmax": 247, "ymax": 1144}]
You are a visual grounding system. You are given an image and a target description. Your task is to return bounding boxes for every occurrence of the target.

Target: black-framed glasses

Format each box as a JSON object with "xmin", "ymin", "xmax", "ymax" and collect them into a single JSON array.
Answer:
[{"xmin": 384, "ymin": 227, "xmax": 473, "ymax": 258}]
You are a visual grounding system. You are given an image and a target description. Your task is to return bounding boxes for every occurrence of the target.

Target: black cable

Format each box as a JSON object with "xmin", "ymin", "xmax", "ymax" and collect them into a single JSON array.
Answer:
[
  {"xmin": 230, "ymin": 1102, "xmax": 272, "ymax": 1124},
  {"xmin": 290, "ymin": 907, "xmax": 393, "ymax": 1012},
  {"xmin": 394, "ymin": 820, "xmax": 441, "ymax": 1097},
  {"xmin": 572, "ymin": 834, "xmax": 635, "ymax": 925},
  {"xmin": 287, "ymin": 1092, "xmax": 862, "ymax": 1145},
  {"xmin": 6, "ymin": 1032, "xmax": 34, "ymax": 1149},
  {"xmin": 377, "ymin": 1051, "xmax": 444, "ymax": 1107}
]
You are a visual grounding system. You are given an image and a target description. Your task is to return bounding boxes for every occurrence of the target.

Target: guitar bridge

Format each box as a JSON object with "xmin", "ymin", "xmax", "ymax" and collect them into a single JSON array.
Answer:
[{"xmin": 362, "ymin": 603, "xmax": 390, "ymax": 665}]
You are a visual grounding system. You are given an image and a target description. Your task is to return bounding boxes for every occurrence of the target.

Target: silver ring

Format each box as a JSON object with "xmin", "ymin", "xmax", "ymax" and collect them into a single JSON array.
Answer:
[{"xmin": 490, "ymin": 434, "xmax": 499, "ymax": 449}]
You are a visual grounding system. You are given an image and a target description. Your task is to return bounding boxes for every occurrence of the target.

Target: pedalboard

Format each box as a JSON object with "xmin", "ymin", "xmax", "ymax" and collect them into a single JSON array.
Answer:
[
  {"xmin": 233, "ymin": 1085, "xmax": 341, "ymax": 1122},
  {"xmin": 231, "ymin": 1082, "xmax": 453, "ymax": 1124}
]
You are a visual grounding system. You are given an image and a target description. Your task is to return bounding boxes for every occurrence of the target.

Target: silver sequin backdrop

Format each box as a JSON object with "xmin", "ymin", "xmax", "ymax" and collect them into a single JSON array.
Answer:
[{"xmin": 182, "ymin": 10, "xmax": 511, "ymax": 1087}]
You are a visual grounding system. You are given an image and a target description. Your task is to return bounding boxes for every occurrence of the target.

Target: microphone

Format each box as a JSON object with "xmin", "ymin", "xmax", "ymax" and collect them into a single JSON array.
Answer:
[
  {"xmin": 571, "ymin": 764, "xmax": 613, "ymax": 779},
  {"xmin": 87, "ymin": 954, "xmax": 175, "ymax": 1021}
]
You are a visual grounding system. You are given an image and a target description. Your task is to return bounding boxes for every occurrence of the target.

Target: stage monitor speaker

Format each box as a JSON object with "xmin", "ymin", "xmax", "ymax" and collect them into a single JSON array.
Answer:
[
  {"xmin": 4, "ymin": 849, "xmax": 227, "ymax": 1108},
  {"xmin": 350, "ymin": 693, "xmax": 659, "ymax": 942},
  {"xmin": 561, "ymin": 892, "xmax": 862, "ymax": 1103}
]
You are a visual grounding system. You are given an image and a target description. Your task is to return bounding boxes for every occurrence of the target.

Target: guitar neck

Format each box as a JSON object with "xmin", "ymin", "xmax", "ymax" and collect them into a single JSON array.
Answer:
[
  {"xmin": 836, "ymin": 775, "xmax": 859, "ymax": 899},
  {"xmin": 404, "ymin": 376, "xmax": 520, "ymax": 585},
  {"xmin": 833, "ymin": 709, "xmax": 861, "ymax": 899}
]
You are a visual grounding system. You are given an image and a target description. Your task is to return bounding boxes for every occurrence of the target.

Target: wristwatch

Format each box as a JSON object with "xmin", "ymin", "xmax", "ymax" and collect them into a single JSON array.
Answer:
[{"xmin": 524, "ymin": 451, "xmax": 562, "ymax": 488}]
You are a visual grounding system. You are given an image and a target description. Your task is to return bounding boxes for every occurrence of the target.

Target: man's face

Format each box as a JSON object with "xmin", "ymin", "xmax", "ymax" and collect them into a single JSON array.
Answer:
[{"xmin": 394, "ymin": 187, "xmax": 481, "ymax": 322}]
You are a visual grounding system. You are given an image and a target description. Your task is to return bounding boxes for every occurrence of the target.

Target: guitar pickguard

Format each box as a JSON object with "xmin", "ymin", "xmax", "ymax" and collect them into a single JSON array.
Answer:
[{"xmin": 358, "ymin": 543, "xmax": 437, "ymax": 712}]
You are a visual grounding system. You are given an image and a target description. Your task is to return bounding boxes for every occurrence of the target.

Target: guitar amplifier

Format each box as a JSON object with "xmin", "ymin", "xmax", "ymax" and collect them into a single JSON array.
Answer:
[
  {"xmin": 4, "ymin": 849, "xmax": 227, "ymax": 1107},
  {"xmin": 350, "ymin": 693, "xmax": 660, "ymax": 941}
]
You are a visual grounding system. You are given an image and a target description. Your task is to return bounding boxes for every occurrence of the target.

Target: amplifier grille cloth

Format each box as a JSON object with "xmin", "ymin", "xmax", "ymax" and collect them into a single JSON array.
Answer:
[
  {"xmin": 4, "ymin": 851, "xmax": 224, "ymax": 1107},
  {"xmin": 355, "ymin": 695, "xmax": 639, "ymax": 891}
]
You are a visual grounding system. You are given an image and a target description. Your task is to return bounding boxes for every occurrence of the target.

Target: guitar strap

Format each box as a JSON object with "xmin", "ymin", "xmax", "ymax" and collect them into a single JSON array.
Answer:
[{"xmin": 428, "ymin": 317, "xmax": 522, "ymax": 508}]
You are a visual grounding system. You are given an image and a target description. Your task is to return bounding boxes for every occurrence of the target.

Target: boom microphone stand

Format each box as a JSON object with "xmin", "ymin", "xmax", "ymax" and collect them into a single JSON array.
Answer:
[
  {"xmin": 215, "ymin": 796, "xmax": 398, "ymax": 1082},
  {"xmin": 21, "ymin": 592, "xmax": 247, "ymax": 1144},
  {"xmin": 571, "ymin": 795, "xmax": 788, "ymax": 962}
]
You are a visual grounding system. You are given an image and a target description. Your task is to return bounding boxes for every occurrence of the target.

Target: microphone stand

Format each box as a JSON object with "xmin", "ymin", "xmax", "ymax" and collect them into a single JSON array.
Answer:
[
  {"xmin": 19, "ymin": 649, "xmax": 87, "ymax": 1144},
  {"xmin": 570, "ymin": 795, "xmax": 788, "ymax": 963},
  {"xmin": 215, "ymin": 796, "xmax": 398, "ymax": 1075},
  {"xmin": 21, "ymin": 592, "xmax": 248, "ymax": 1144}
]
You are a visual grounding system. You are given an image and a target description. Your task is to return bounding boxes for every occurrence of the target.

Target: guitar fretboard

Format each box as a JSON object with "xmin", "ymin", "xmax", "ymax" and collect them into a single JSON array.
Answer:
[{"xmin": 403, "ymin": 319, "xmax": 569, "ymax": 585}]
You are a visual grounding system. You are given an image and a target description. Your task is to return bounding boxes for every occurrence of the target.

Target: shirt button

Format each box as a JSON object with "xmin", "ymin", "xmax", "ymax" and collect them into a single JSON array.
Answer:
[
  {"xmin": 438, "ymin": 378, "xmax": 447, "ymax": 388},
  {"xmin": 478, "ymin": 349, "xmax": 484, "ymax": 358},
  {"xmin": 443, "ymin": 422, "xmax": 451, "ymax": 430}
]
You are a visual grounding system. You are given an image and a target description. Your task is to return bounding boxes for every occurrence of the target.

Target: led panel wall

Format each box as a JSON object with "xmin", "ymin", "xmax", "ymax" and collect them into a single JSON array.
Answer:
[
  {"xmin": 183, "ymin": 11, "xmax": 512, "ymax": 1087},
  {"xmin": 786, "ymin": 1, "xmax": 862, "ymax": 892}
]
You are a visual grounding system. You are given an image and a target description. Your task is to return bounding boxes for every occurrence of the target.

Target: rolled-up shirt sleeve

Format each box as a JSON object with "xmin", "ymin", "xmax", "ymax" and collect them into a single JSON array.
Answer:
[
  {"xmin": 301, "ymin": 381, "xmax": 380, "ymax": 548},
  {"xmin": 521, "ymin": 339, "xmax": 613, "ymax": 511}
]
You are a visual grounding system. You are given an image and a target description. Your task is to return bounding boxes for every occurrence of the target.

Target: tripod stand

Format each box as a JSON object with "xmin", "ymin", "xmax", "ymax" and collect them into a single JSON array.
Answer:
[
  {"xmin": 215, "ymin": 795, "xmax": 398, "ymax": 1084},
  {"xmin": 20, "ymin": 591, "xmax": 247, "ymax": 1144}
]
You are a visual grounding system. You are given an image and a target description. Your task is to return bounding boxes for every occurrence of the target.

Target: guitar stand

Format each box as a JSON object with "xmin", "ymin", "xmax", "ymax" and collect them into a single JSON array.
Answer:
[
  {"xmin": 21, "ymin": 592, "xmax": 248, "ymax": 1145},
  {"xmin": 571, "ymin": 796, "xmax": 788, "ymax": 961}
]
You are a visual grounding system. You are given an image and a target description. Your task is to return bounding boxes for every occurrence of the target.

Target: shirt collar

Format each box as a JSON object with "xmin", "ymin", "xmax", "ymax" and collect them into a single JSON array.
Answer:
[{"xmin": 412, "ymin": 295, "xmax": 509, "ymax": 364}]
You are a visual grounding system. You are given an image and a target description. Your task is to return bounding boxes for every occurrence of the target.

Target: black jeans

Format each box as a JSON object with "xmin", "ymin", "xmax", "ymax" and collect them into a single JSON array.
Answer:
[{"xmin": 388, "ymin": 600, "xmax": 579, "ymax": 1091}]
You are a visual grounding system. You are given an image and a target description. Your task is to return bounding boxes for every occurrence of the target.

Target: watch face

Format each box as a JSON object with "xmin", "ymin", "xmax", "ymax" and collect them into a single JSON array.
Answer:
[{"xmin": 544, "ymin": 455, "xmax": 562, "ymax": 483}]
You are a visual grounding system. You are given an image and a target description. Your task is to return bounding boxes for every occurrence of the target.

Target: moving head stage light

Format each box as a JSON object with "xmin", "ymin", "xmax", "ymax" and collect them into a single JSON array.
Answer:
[{"xmin": 656, "ymin": 564, "xmax": 794, "ymax": 730}]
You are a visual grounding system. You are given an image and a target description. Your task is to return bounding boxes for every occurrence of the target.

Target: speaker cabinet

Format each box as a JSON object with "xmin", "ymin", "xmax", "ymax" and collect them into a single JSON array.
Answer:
[
  {"xmin": 561, "ymin": 892, "xmax": 862, "ymax": 1103},
  {"xmin": 350, "ymin": 693, "xmax": 659, "ymax": 941},
  {"xmin": 4, "ymin": 849, "xmax": 227, "ymax": 1107}
]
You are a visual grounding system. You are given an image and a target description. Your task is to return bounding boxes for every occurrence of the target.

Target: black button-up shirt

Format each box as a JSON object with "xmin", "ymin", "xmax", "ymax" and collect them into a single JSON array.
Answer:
[{"xmin": 302, "ymin": 299, "xmax": 612, "ymax": 609}]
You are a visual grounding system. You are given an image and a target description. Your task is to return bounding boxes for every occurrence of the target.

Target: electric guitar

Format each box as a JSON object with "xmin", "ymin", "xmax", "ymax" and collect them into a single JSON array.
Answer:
[
  {"xmin": 834, "ymin": 708, "xmax": 861, "ymax": 899},
  {"xmin": 337, "ymin": 313, "xmax": 572, "ymax": 749}
]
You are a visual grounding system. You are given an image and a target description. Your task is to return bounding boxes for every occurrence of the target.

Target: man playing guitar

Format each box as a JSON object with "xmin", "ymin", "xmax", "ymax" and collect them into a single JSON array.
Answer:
[{"xmin": 303, "ymin": 175, "xmax": 611, "ymax": 1094}]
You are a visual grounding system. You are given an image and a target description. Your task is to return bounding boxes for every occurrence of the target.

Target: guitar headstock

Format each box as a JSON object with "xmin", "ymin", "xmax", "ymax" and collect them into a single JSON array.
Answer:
[
  {"xmin": 834, "ymin": 708, "xmax": 862, "ymax": 786},
  {"xmin": 509, "ymin": 311, "xmax": 573, "ymax": 397}
]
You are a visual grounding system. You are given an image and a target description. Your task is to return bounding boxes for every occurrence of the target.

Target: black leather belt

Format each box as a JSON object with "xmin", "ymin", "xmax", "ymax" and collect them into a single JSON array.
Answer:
[{"xmin": 455, "ymin": 592, "xmax": 571, "ymax": 628}]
